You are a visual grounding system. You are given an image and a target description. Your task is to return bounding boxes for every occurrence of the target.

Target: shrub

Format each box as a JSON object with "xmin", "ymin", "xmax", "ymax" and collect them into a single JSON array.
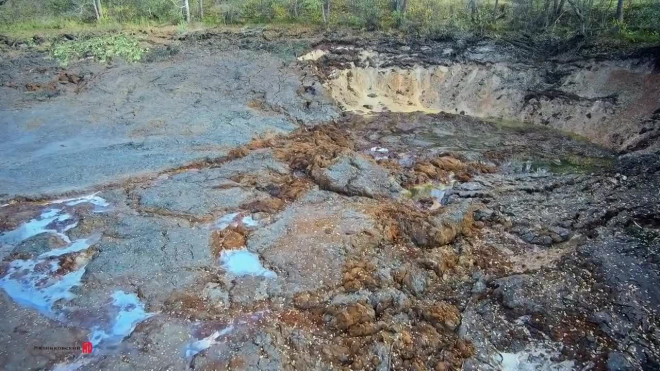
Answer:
[{"xmin": 51, "ymin": 34, "xmax": 147, "ymax": 65}]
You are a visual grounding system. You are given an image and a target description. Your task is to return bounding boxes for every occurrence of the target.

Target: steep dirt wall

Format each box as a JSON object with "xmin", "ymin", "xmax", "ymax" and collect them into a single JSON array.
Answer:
[{"xmin": 309, "ymin": 47, "xmax": 659, "ymax": 152}]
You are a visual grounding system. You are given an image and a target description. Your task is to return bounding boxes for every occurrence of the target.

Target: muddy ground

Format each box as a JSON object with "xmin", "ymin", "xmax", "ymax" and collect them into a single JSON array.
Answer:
[{"xmin": 0, "ymin": 29, "xmax": 659, "ymax": 370}]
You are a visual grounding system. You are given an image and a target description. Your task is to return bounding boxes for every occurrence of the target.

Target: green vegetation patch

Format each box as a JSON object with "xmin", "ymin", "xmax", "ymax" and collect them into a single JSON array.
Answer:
[{"xmin": 51, "ymin": 34, "xmax": 147, "ymax": 66}]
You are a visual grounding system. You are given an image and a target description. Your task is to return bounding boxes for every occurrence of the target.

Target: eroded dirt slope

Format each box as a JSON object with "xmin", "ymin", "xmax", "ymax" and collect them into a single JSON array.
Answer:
[{"xmin": 308, "ymin": 39, "xmax": 660, "ymax": 152}]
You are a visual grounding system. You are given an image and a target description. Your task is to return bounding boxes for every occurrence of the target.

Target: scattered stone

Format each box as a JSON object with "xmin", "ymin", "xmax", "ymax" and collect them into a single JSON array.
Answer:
[
  {"xmin": 370, "ymin": 288, "xmax": 410, "ymax": 314},
  {"xmin": 394, "ymin": 264, "xmax": 428, "ymax": 296},
  {"xmin": 202, "ymin": 282, "xmax": 230, "ymax": 308},
  {"xmin": 331, "ymin": 303, "xmax": 375, "ymax": 331},
  {"xmin": 210, "ymin": 229, "xmax": 246, "ymax": 257},
  {"xmin": 312, "ymin": 153, "xmax": 403, "ymax": 199},
  {"xmin": 422, "ymin": 302, "xmax": 462, "ymax": 332},
  {"xmin": 474, "ymin": 208, "xmax": 494, "ymax": 222},
  {"xmin": 607, "ymin": 352, "xmax": 635, "ymax": 371},
  {"xmin": 9, "ymin": 233, "xmax": 68, "ymax": 259},
  {"xmin": 493, "ymin": 275, "xmax": 543, "ymax": 315},
  {"xmin": 405, "ymin": 201, "xmax": 476, "ymax": 248},
  {"xmin": 471, "ymin": 279, "xmax": 487, "ymax": 295}
]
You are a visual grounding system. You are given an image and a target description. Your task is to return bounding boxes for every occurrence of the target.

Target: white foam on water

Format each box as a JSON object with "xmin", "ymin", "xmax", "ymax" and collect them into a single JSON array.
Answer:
[
  {"xmin": 50, "ymin": 193, "xmax": 110, "ymax": 212},
  {"xmin": 212, "ymin": 212, "xmax": 240, "ymax": 230},
  {"xmin": 45, "ymin": 291, "xmax": 153, "ymax": 369},
  {"xmin": 370, "ymin": 146, "xmax": 389, "ymax": 153},
  {"xmin": 0, "ymin": 235, "xmax": 99, "ymax": 317},
  {"xmin": 89, "ymin": 291, "xmax": 154, "ymax": 347},
  {"xmin": 212, "ymin": 213, "xmax": 260, "ymax": 230},
  {"xmin": 184, "ymin": 326, "xmax": 234, "ymax": 358},
  {"xmin": 0, "ymin": 208, "xmax": 75, "ymax": 246},
  {"xmin": 496, "ymin": 344, "xmax": 576, "ymax": 371},
  {"xmin": 38, "ymin": 234, "xmax": 101, "ymax": 258},
  {"xmin": 241, "ymin": 215, "xmax": 259, "ymax": 228},
  {"xmin": 219, "ymin": 249, "xmax": 276, "ymax": 278}
]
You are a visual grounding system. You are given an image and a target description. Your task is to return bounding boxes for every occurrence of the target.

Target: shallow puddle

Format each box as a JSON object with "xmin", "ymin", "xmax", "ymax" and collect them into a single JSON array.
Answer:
[
  {"xmin": 0, "ymin": 195, "xmax": 113, "ymax": 317},
  {"xmin": 0, "ymin": 208, "xmax": 75, "ymax": 246},
  {"xmin": 51, "ymin": 291, "xmax": 153, "ymax": 370},
  {"xmin": 219, "ymin": 249, "xmax": 276, "ymax": 278},
  {"xmin": 89, "ymin": 291, "xmax": 155, "ymax": 348},
  {"xmin": 184, "ymin": 311, "xmax": 268, "ymax": 359},
  {"xmin": 212, "ymin": 212, "xmax": 260, "ymax": 230},
  {"xmin": 185, "ymin": 325, "xmax": 234, "ymax": 358},
  {"xmin": 50, "ymin": 193, "xmax": 110, "ymax": 212},
  {"xmin": 0, "ymin": 193, "xmax": 111, "ymax": 247},
  {"xmin": 1, "ymin": 195, "xmax": 154, "ymax": 361},
  {"xmin": 494, "ymin": 341, "xmax": 575, "ymax": 371},
  {"xmin": 0, "ymin": 234, "xmax": 100, "ymax": 317}
]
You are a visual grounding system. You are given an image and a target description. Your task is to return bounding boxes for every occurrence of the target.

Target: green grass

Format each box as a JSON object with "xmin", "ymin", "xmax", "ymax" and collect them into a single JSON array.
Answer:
[
  {"xmin": 615, "ymin": 23, "xmax": 660, "ymax": 44},
  {"xmin": 0, "ymin": 17, "xmax": 164, "ymax": 38},
  {"xmin": 51, "ymin": 34, "xmax": 148, "ymax": 66}
]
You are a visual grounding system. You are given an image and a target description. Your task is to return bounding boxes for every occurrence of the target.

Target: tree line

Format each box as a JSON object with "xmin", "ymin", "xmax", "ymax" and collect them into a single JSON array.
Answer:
[{"xmin": 1, "ymin": 0, "xmax": 659, "ymax": 40}]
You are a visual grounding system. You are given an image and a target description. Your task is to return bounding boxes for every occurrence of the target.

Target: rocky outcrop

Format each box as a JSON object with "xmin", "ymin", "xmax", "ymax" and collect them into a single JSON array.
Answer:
[
  {"xmin": 402, "ymin": 201, "xmax": 476, "ymax": 248},
  {"xmin": 312, "ymin": 153, "xmax": 404, "ymax": 199}
]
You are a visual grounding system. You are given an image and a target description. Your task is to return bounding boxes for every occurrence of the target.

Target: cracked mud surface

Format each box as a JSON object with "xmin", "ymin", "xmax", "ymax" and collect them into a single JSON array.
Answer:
[{"xmin": 1, "ymin": 30, "xmax": 659, "ymax": 370}]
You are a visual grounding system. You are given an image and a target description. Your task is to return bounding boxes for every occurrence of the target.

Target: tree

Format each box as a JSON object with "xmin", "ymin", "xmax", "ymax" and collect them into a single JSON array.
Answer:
[
  {"xmin": 493, "ymin": 0, "xmax": 499, "ymax": 20},
  {"xmin": 91, "ymin": 0, "xmax": 103, "ymax": 21},
  {"xmin": 615, "ymin": 0, "xmax": 624, "ymax": 23},
  {"xmin": 468, "ymin": 0, "xmax": 479, "ymax": 22},
  {"xmin": 566, "ymin": 0, "xmax": 586, "ymax": 35},
  {"xmin": 290, "ymin": 0, "xmax": 299, "ymax": 18},
  {"xmin": 321, "ymin": 0, "xmax": 330, "ymax": 24},
  {"xmin": 394, "ymin": 0, "xmax": 407, "ymax": 23},
  {"xmin": 198, "ymin": 0, "xmax": 204, "ymax": 19},
  {"xmin": 183, "ymin": 0, "xmax": 191, "ymax": 22}
]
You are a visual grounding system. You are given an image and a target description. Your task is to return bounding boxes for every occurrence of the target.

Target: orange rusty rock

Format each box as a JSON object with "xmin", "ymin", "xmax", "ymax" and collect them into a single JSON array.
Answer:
[
  {"xmin": 343, "ymin": 261, "xmax": 378, "ymax": 291},
  {"xmin": 333, "ymin": 303, "xmax": 375, "ymax": 331},
  {"xmin": 241, "ymin": 197, "xmax": 283, "ymax": 213},
  {"xmin": 423, "ymin": 302, "xmax": 461, "ymax": 332},
  {"xmin": 430, "ymin": 156, "xmax": 465, "ymax": 172},
  {"xmin": 277, "ymin": 178, "xmax": 309, "ymax": 201},
  {"xmin": 348, "ymin": 321, "xmax": 384, "ymax": 337},
  {"xmin": 210, "ymin": 229, "xmax": 246, "ymax": 257},
  {"xmin": 414, "ymin": 162, "xmax": 438, "ymax": 178}
]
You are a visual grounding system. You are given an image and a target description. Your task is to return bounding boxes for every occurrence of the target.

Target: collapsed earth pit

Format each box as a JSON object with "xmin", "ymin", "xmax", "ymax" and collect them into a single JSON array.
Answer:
[{"xmin": 312, "ymin": 46, "xmax": 660, "ymax": 152}]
